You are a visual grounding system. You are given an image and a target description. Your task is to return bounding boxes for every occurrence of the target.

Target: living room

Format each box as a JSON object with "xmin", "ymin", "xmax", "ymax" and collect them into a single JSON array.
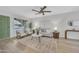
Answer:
[{"xmin": 0, "ymin": 6, "xmax": 79, "ymax": 53}]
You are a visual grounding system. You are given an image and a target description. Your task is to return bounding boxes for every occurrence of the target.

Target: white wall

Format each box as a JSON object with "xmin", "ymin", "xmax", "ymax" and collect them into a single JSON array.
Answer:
[
  {"xmin": 10, "ymin": 16, "xmax": 15, "ymax": 37},
  {"xmin": 31, "ymin": 11, "xmax": 79, "ymax": 38}
]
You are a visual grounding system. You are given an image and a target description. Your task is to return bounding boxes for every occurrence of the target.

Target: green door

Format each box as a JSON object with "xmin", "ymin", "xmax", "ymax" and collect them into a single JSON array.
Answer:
[{"xmin": 0, "ymin": 15, "xmax": 10, "ymax": 39}]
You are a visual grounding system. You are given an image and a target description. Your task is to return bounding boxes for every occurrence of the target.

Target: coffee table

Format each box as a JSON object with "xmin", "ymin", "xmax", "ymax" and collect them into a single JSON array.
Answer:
[{"xmin": 31, "ymin": 34, "xmax": 42, "ymax": 42}]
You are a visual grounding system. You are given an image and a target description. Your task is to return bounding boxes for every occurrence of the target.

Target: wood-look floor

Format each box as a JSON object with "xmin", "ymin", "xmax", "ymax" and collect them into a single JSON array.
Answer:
[{"xmin": 0, "ymin": 36, "xmax": 79, "ymax": 53}]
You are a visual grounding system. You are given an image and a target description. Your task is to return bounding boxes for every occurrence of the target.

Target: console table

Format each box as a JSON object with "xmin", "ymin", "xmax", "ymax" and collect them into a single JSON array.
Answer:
[{"xmin": 65, "ymin": 30, "xmax": 79, "ymax": 39}]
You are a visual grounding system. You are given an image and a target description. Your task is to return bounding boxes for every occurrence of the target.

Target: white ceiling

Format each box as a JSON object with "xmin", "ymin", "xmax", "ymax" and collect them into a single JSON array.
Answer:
[{"xmin": 0, "ymin": 6, "xmax": 79, "ymax": 19}]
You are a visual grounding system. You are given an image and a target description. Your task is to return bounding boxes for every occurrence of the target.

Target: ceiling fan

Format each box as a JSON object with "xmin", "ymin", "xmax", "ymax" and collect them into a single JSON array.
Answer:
[{"xmin": 32, "ymin": 6, "xmax": 52, "ymax": 15}]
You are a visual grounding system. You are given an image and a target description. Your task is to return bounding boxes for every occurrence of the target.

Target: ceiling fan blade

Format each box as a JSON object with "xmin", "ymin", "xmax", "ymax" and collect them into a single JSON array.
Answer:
[
  {"xmin": 40, "ymin": 6, "xmax": 47, "ymax": 11},
  {"xmin": 43, "ymin": 6, "xmax": 47, "ymax": 9},
  {"xmin": 43, "ymin": 11, "xmax": 52, "ymax": 12},
  {"xmin": 32, "ymin": 9, "xmax": 39, "ymax": 12}
]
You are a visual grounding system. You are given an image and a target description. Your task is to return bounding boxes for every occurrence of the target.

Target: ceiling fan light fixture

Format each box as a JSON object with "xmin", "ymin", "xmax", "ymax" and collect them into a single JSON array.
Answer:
[{"xmin": 32, "ymin": 6, "xmax": 52, "ymax": 15}]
